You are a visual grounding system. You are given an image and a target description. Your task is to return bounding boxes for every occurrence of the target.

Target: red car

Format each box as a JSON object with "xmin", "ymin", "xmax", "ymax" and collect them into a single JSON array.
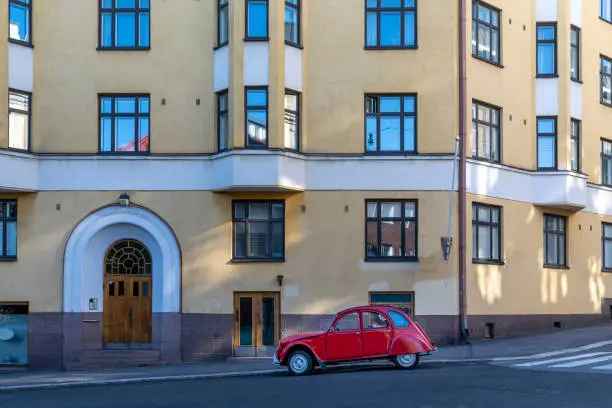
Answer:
[{"xmin": 273, "ymin": 305, "xmax": 437, "ymax": 375}]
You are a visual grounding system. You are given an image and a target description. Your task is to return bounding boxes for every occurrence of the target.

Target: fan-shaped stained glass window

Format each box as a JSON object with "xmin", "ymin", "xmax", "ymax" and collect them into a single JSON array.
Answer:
[{"xmin": 105, "ymin": 239, "xmax": 152, "ymax": 276}]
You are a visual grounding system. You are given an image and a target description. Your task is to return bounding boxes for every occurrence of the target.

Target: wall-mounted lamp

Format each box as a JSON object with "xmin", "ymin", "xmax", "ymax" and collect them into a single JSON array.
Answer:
[
  {"xmin": 277, "ymin": 275, "xmax": 284, "ymax": 287},
  {"xmin": 118, "ymin": 193, "xmax": 130, "ymax": 206}
]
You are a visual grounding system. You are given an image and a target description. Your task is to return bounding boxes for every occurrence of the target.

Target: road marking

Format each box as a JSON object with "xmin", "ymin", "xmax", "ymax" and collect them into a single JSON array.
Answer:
[
  {"xmin": 592, "ymin": 363, "xmax": 612, "ymax": 370},
  {"xmin": 513, "ymin": 352, "xmax": 611, "ymax": 367},
  {"xmin": 491, "ymin": 340, "xmax": 612, "ymax": 362},
  {"xmin": 549, "ymin": 355, "xmax": 612, "ymax": 368}
]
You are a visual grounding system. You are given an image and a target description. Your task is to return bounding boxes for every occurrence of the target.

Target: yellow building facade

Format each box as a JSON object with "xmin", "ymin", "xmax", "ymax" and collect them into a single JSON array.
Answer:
[{"xmin": 2, "ymin": 0, "xmax": 612, "ymax": 368}]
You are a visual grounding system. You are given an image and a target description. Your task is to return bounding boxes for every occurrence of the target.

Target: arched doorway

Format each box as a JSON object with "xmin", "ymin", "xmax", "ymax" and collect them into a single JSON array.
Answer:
[{"xmin": 103, "ymin": 239, "xmax": 153, "ymax": 345}]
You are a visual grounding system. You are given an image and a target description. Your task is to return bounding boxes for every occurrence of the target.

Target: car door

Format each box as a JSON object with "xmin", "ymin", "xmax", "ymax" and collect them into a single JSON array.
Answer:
[
  {"xmin": 325, "ymin": 312, "xmax": 363, "ymax": 361},
  {"xmin": 361, "ymin": 311, "xmax": 392, "ymax": 356}
]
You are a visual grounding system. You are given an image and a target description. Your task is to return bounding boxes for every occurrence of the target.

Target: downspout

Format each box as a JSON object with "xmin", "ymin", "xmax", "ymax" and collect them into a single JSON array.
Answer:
[{"xmin": 458, "ymin": 0, "xmax": 468, "ymax": 342}]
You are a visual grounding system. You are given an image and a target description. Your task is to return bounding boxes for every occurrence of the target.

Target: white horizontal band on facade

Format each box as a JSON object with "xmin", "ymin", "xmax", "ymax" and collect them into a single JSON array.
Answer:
[
  {"xmin": 3, "ymin": 150, "xmax": 611, "ymax": 216},
  {"xmin": 536, "ymin": 0, "xmax": 558, "ymax": 21}
]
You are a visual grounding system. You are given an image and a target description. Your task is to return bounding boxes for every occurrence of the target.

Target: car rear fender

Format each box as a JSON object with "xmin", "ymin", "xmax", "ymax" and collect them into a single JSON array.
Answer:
[
  {"xmin": 281, "ymin": 343, "xmax": 324, "ymax": 365},
  {"xmin": 389, "ymin": 334, "xmax": 433, "ymax": 356}
]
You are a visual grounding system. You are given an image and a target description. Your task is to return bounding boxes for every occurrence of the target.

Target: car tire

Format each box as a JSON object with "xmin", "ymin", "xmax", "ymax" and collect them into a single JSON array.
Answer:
[
  {"xmin": 287, "ymin": 350, "xmax": 313, "ymax": 376},
  {"xmin": 393, "ymin": 353, "xmax": 419, "ymax": 370}
]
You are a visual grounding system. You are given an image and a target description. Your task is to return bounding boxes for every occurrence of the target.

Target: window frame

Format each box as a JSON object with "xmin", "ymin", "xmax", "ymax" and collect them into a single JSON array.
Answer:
[
  {"xmin": 244, "ymin": 86, "xmax": 269, "ymax": 149},
  {"xmin": 601, "ymin": 55, "xmax": 612, "ymax": 107},
  {"xmin": 364, "ymin": 199, "xmax": 418, "ymax": 262},
  {"xmin": 536, "ymin": 116, "xmax": 557, "ymax": 171},
  {"xmin": 603, "ymin": 222, "xmax": 612, "ymax": 272},
  {"xmin": 9, "ymin": 0, "xmax": 32, "ymax": 46},
  {"xmin": 98, "ymin": 0, "xmax": 151, "ymax": 51},
  {"xmin": 471, "ymin": 100, "xmax": 501, "ymax": 163},
  {"xmin": 98, "ymin": 94, "xmax": 151, "ymax": 155},
  {"xmin": 364, "ymin": 0, "xmax": 418, "ymax": 50},
  {"xmin": 570, "ymin": 25, "xmax": 581, "ymax": 82},
  {"xmin": 536, "ymin": 22, "xmax": 557, "ymax": 77},
  {"xmin": 217, "ymin": 0, "xmax": 229, "ymax": 48},
  {"xmin": 232, "ymin": 200, "xmax": 285, "ymax": 262},
  {"xmin": 601, "ymin": 0, "xmax": 612, "ymax": 23},
  {"xmin": 472, "ymin": 202, "xmax": 502, "ymax": 264},
  {"xmin": 471, "ymin": 0, "xmax": 502, "ymax": 66},
  {"xmin": 364, "ymin": 93, "xmax": 417, "ymax": 154},
  {"xmin": 570, "ymin": 118, "xmax": 580, "ymax": 173},
  {"xmin": 284, "ymin": 89, "xmax": 300, "ymax": 152},
  {"xmin": 245, "ymin": 0, "xmax": 269, "ymax": 41},
  {"xmin": 0, "ymin": 200, "xmax": 18, "ymax": 261},
  {"xmin": 217, "ymin": 89, "xmax": 229, "ymax": 152},
  {"xmin": 8, "ymin": 89, "xmax": 31, "ymax": 152},
  {"xmin": 543, "ymin": 213, "xmax": 567, "ymax": 268},
  {"xmin": 601, "ymin": 138, "xmax": 612, "ymax": 186},
  {"xmin": 284, "ymin": 0, "xmax": 301, "ymax": 47}
]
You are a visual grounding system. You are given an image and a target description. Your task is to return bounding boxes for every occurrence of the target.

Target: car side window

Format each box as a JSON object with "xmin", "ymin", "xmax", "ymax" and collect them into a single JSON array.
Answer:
[
  {"xmin": 333, "ymin": 312, "xmax": 360, "ymax": 332},
  {"xmin": 362, "ymin": 312, "xmax": 389, "ymax": 330},
  {"xmin": 388, "ymin": 311, "xmax": 410, "ymax": 328}
]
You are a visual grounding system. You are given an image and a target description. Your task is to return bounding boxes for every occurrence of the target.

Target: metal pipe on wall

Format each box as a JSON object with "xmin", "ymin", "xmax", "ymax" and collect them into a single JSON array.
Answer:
[{"xmin": 458, "ymin": 0, "xmax": 468, "ymax": 342}]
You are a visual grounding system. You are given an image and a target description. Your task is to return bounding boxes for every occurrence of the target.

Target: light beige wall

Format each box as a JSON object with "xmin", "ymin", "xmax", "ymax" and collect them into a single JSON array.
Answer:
[
  {"xmin": 0, "ymin": 190, "xmax": 458, "ymax": 316},
  {"xmin": 467, "ymin": 193, "xmax": 612, "ymax": 316},
  {"xmin": 32, "ymin": 0, "xmax": 216, "ymax": 154},
  {"xmin": 0, "ymin": 3, "xmax": 8, "ymax": 148}
]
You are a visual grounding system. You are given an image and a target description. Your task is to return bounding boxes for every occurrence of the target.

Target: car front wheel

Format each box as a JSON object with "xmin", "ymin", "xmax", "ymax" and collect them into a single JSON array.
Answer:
[
  {"xmin": 287, "ymin": 350, "xmax": 313, "ymax": 376},
  {"xmin": 393, "ymin": 353, "xmax": 419, "ymax": 370}
]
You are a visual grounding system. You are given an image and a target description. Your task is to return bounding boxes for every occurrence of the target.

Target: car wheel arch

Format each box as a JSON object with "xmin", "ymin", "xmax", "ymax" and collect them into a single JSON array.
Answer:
[{"xmin": 284, "ymin": 344, "xmax": 321, "ymax": 366}]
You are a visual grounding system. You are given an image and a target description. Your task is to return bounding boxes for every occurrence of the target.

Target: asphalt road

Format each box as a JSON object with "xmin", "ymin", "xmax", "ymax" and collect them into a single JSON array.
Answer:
[{"xmin": 1, "ymin": 363, "xmax": 609, "ymax": 408}]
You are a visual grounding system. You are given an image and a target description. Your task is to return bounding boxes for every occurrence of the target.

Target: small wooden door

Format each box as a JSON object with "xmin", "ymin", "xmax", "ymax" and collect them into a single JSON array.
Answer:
[
  {"xmin": 103, "ymin": 239, "xmax": 153, "ymax": 345},
  {"xmin": 233, "ymin": 292, "xmax": 280, "ymax": 357}
]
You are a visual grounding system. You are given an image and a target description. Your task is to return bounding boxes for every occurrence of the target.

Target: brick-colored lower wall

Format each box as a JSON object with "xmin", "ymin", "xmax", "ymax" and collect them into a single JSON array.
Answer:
[{"xmin": 181, "ymin": 314, "xmax": 233, "ymax": 361}]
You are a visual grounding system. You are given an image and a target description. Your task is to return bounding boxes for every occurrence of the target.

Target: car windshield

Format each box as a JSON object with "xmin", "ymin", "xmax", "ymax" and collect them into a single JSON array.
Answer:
[{"xmin": 388, "ymin": 311, "xmax": 410, "ymax": 327}]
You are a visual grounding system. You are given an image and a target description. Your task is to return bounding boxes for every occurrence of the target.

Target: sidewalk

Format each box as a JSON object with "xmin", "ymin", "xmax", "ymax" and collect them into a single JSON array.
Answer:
[{"xmin": 2, "ymin": 323, "xmax": 611, "ymax": 392}]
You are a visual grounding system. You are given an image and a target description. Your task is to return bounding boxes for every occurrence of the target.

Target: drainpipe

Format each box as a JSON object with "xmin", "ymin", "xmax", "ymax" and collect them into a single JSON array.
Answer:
[{"xmin": 458, "ymin": 0, "xmax": 468, "ymax": 343}]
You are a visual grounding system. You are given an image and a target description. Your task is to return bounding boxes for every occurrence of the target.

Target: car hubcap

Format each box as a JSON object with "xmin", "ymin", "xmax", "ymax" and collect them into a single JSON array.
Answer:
[
  {"xmin": 398, "ymin": 354, "xmax": 416, "ymax": 366},
  {"xmin": 290, "ymin": 355, "xmax": 308, "ymax": 373}
]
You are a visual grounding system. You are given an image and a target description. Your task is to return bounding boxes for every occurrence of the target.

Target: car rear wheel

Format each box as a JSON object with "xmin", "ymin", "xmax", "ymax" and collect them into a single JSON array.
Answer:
[
  {"xmin": 393, "ymin": 353, "xmax": 419, "ymax": 370},
  {"xmin": 287, "ymin": 350, "xmax": 313, "ymax": 376}
]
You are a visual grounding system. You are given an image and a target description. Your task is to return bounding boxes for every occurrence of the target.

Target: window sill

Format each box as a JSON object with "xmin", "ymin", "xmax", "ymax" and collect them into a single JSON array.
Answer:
[
  {"xmin": 8, "ymin": 38, "xmax": 33, "ymax": 48},
  {"xmin": 571, "ymin": 78, "xmax": 583, "ymax": 84},
  {"xmin": 537, "ymin": 167, "xmax": 558, "ymax": 172},
  {"xmin": 97, "ymin": 151, "xmax": 151, "ymax": 156},
  {"xmin": 603, "ymin": 268, "xmax": 612, "ymax": 273},
  {"xmin": 472, "ymin": 259, "xmax": 505, "ymax": 266},
  {"xmin": 213, "ymin": 42, "xmax": 229, "ymax": 51},
  {"xmin": 471, "ymin": 54, "xmax": 504, "ymax": 68},
  {"xmin": 96, "ymin": 46, "xmax": 151, "ymax": 51},
  {"xmin": 230, "ymin": 258, "xmax": 285, "ymax": 264},
  {"xmin": 0, "ymin": 257, "xmax": 17, "ymax": 262},
  {"xmin": 364, "ymin": 257, "xmax": 419, "ymax": 263},
  {"xmin": 244, "ymin": 37, "xmax": 270, "ymax": 42},
  {"xmin": 471, "ymin": 156, "xmax": 501, "ymax": 165},
  {"xmin": 600, "ymin": 16, "xmax": 612, "ymax": 26},
  {"xmin": 535, "ymin": 74, "xmax": 559, "ymax": 79},
  {"xmin": 364, "ymin": 45, "xmax": 418, "ymax": 51},
  {"xmin": 285, "ymin": 40, "xmax": 303, "ymax": 49},
  {"xmin": 365, "ymin": 151, "xmax": 418, "ymax": 156},
  {"xmin": 543, "ymin": 264, "xmax": 569, "ymax": 270},
  {"xmin": 601, "ymin": 101, "xmax": 612, "ymax": 109}
]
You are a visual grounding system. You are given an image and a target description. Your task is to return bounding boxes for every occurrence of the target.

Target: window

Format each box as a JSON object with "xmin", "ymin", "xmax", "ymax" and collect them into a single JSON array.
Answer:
[
  {"xmin": 570, "ymin": 26, "xmax": 580, "ymax": 81},
  {"xmin": 285, "ymin": 0, "xmax": 300, "ymax": 45},
  {"xmin": 99, "ymin": 0, "xmax": 150, "ymax": 49},
  {"xmin": 369, "ymin": 292, "xmax": 414, "ymax": 317},
  {"xmin": 602, "ymin": 0, "xmax": 612, "ymax": 22},
  {"xmin": 366, "ymin": 200, "xmax": 417, "ymax": 261},
  {"xmin": 472, "ymin": 101, "xmax": 500, "ymax": 162},
  {"xmin": 284, "ymin": 91, "xmax": 299, "ymax": 151},
  {"xmin": 217, "ymin": 0, "xmax": 229, "ymax": 46},
  {"xmin": 472, "ymin": 203, "xmax": 501, "ymax": 263},
  {"xmin": 602, "ymin": 139, "xmax": 612, "ymax": 186},
  {"xmin": 0, "ymin": 200, "xmax": 17, "ymax": 259},
  {"xmin": 536, "ymin": 23, "xmax": 556, "ymax": 76},
  {"xmin": 218, "ymin": 91, "xmax": 229, "ymax": 152},
  {"xmin": 472, "ymin": 1, "xmax": 501, "ymax": 64},
  {"xmin": 233, "ymin": 201, "xmax": 284, "ymax": 261},
  {"xmin": 537, "ymin": 117, "xmax": 556, "ymax": 170},
  {"xmin": 0, "ymin": 303, "xmax": 29, "ymax": 365},
  {"xmin": 601, "ymin": 56, "xmax": 612, "ymax": 106},
  {"xmin": 9, "ymin": 0, "xmax": 31, "ymax": 44},
  {"xmin": 245, "ymin": 88, "xmax": 268, "ymax": 148},
  {"xmin": 99, "ymin": 95, "xmax": 150, "ymax": 153},
  {"xmin": 365, "ymin": 0, "xmax": 416, "ymax": 49},
  {"xmin": 246, "ymin": 0, "xmax": 268, "ymax": 40},
  {"xmin": 362, "ymin": 312, "xmax": 389, "ymax": 330},
  {"xmin": 9, "ymin": 90, "xmax": 30, "ymax": 151},
  {"xmin": 365, "ymin": 95, "xmax": 416, "ymax": 153},
  {"xmin": 333, "ymin": 313, "xmax": 360, "ymax": 332},
  {"xmin": 571, "ymin": 119, "xmax": 580, "ymax": 172},
  {"xmin": 543, "ymin": 214, "xmax": 566, "ymax": 267},
  {"xmin": 388, "ymin": 311, "xmax": 410, "ymax": 327},
  {"xmin": 603, "ymin": 224, "xmax": 612, "ymax": 271}
]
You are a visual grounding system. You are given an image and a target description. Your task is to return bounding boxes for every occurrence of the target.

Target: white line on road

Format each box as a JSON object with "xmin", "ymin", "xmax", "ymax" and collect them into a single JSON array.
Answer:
[
  {"xmin": 513, "ymin": 352, "xmax": 611, "ymax": 367},
  {"xmin": 549, "ymin": 355, "xmax": 612, "ymax": 368},
  {"xmin": 491, "ymin": 340, "xmax": 612, "ymax": 362}
]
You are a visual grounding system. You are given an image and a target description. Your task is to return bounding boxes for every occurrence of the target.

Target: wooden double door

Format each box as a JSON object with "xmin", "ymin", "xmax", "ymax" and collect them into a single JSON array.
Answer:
[
  {"xmin": 234, "ymin": 292, "xmax": 280, "ymax": 357},
  {"xmin": 103, "ymin": 275, "xmax": 152, "ymax": 345}
]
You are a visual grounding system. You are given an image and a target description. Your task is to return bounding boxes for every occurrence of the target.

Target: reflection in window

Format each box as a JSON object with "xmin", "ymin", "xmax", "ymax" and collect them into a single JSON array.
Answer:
[
  {"xmin": 543, "ymin": 214, "xmax": 566, "ymax": 267},
  {"xmin": 246, "ymin": 0, "xmax": 268, "ymax": 39},
  {"xmin": 285, "ymin": 0, "xmax": 300, "ymax": 45},
  {"xmin": 388, "ymin": 311, "xmax": 410, "ymax": 327},
  {"xmin": 536, "ymin": 23, "xmax": 556, "ymax": 76},
  {"xmin": 472, "ymin": 203, "xmax": 501, "ymax": 263},
  {"xmin": 366, "ymin": 0, "xmax": 416, "ymax": 49},
  {"xmin": 334, "ymin": 313, "xmax": 360, "ymax": 332},
  {"xmin": 365, "ymin": 95, "xmax": 416, "ymax": 153},
  {"xmin": 537, "ymin": 117, "xmax": 556, "ymax": 170},
  {"xmin": 570, "ymin": 26, "xmax": 580, "ymax": 81},
  {"xmin": 471, "ymin": 101, "xmax": 500, "ymax": 162},
  {"xmin": 245, "ymin": 88, "xmax": 268, "ymax": 148},
  {"xmin": 218, "ymin": 90, "xmax": 229, "ymax": 151},
  {"xmin": 602, "ymin": 0, "xmax": 612, "ymax": 22},
  {"xmin": 100, "ymin": 0, "xmax": 150, "ymax": 49},
  {"xmin": 603, "ymin": 223, "xmax": 612, "ymax": 270},
  {"xmin": 99, "ymin": 95, "xmax": 150, "ymax": 153},
  {"xmin": 366, "ymin": 200, "xmax": 418, "ymax": 261},
  {"xmin": 218, "ymin": 0, "xmax": 229, "ymax": 46},
  {"xmin": 571, "ymin": 119, "xmax": 580, "ymax": 172},
  {"xmin": 602, "ymin": 139, "xmax": 612, "ymax": 186},
  {"xmin": 284, "ymin": 91, "xmax": 299, "ymax": 150},
  {"xmin": 472, "ymin": 1, "xmax": 500, "ymax": 64},
  {"xmin": 0, "ymin": 303, "xmax": 29, "ymax": 365},
  {"xmin": 233, "ymin": 201, "xmax": 284, "ymax": 260},
  {"xmin": 9, "ymin": 0, "xmax": 31, "ymax": 44},
  {"xmin": 0, "ymin": 200, "xmax": 17, "ymax": 259},
  {"xmin": 601, "ymin": 56, "xmax": 612, "ymax": 106},
  {"xmin": 9, "ymin": 90, "xmax": 30, "ymax": 151}
]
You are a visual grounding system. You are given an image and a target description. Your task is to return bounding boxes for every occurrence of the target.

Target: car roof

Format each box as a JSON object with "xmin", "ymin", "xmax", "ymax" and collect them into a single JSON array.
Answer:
[{"xmin": 340, "ymin": 305, "xmax": 403, "ymax": 314}]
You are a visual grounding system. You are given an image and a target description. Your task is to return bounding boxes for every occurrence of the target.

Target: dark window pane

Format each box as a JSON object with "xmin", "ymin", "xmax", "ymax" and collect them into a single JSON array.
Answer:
[
  {"xmin": 248, "ymin": 222, "xmax": 269, "ymax": 257},
  {"xmin": 101, "ymin": 13, "xmax": 113, "ymax": 47},
  {"xmin": 118, "ymin": 281, "xmax": 125, "ymax": 296},
  {"xmin": 404, "ymin": 12, "xmax": 416, "ymax": 46},
  {"xmin": 6, "ymin": 221, "xmax": 17, "ymax": 257},
  {"xmin": 139, "ymin": 13, "xmax": 150, "ymax": 47},
  {"xmin": 247, "ymin": 110, "xmax": 267, "ymax": 147},
  {"xmin": 366, "ymin": 221, "xmax": 379, "ymax": 257},
  {"xmin": 367, "ymin": 202, "xmax": 378, "ymax": 218},
  {"xmin": 6, "ymin": 202, "xmax": 17, "ymax": 218},
  {"xmin": 334, "ymin": 313, "xmax": 360, "ymax": 331},
  {"xmin": 234, "ymin": 222, "xmax": 246, "ymax": 257},
  {"xmin": 247, "ymin": 1, "xmax": 268, "ymax": 37},
  {"xmin": 366, "ymin": 12, "xmax": 378, "ymax": 46},
  {"xmin": 9, "ymin": 3, "xmax": 29, "ymax": 42},
  {"xmin": 285, "ymin": 5, "xmax": 298, "ymax": 43},
  {"xmin": 262, "ymin": 297, "xmax": 276, "ymax": 346},
  {"xmin": 133, "ymin": 281, "xmax": 139, "ymax": 297},
  {"xmin": 249, "ymin": 203, "xmax": 269, "ymax": 219},
  {"xmin": 366, "ymin": 116, "xmax": 378, "ymax": 152},
  {"xmin": 239, "ymin": 297, "xmax": 253, "ymax": 346},
  {"xmin": 380, "ymin": 220, "xmax": 401, "ymax": 257},
  {"xmin": 108, "ymin": 281, "xmax": 115, "ymax": 296},
  {"xmin": 234, "ymin": 203, "xmax": 246, "ymax": 219},
  {"xmin": 370, "ymin": 293, "xmax": 412, "ymax": 304},
  {"xmin": 142, "ymin": 281, "xmax": 149, "ymax": 297},
  {"xmin": 271, "ymin": 223, "xmax": 283, "ymax": 258},
  {"xmin": 404, "ymin": 221, "xmax": 416, "ymax": 257},
  {"xmin": 271, "ymin": 203, "xmax": 284, "ymax": 219}
]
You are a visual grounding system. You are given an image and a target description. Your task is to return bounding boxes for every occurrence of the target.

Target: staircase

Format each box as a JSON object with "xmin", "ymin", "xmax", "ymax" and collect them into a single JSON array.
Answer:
[{"xmin": 66, "ymin": 350, "xmax": 163, "ymax": 370}]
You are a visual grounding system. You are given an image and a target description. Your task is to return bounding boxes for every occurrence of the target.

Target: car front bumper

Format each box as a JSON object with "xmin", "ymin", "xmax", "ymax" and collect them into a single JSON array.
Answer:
[{"xmin": 272, "ymin": 353, "xmax": 281, "ymax": 365}]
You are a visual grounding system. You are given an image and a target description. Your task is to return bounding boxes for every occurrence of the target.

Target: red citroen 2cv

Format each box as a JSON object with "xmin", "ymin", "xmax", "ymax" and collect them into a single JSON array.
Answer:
[{"xmin": 273, "ymin": 305, "xmax": 437, "ymax": 375}]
